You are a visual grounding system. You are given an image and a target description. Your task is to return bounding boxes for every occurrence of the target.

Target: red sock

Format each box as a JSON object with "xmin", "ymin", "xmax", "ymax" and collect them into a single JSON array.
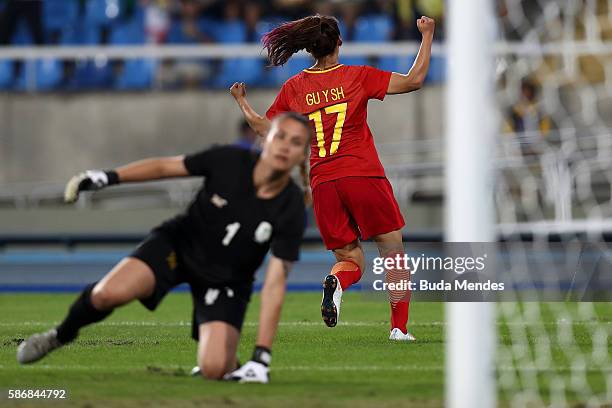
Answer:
[
  {"xmin": 390, "ymin": 301, "xmax": 410, "ymax": 334},
  {"xmin": 331, "ymin": 261, "xmax": 361, "ymax": 291},
  {"xmin": 384, "ymin": 251, "xmax": 411, "ymax": 334}
]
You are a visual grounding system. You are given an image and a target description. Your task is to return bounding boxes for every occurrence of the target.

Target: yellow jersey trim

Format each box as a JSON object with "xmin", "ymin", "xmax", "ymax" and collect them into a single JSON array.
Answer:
[{"xmin": 303, "ymin": 64, "xmax": 344, "ymax": 74}]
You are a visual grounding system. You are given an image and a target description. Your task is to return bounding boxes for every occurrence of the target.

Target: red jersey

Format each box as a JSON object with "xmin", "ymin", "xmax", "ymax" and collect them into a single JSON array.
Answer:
[{"xmin": 266, "ymin": 64, "xmax": 392, "ymax": 188}]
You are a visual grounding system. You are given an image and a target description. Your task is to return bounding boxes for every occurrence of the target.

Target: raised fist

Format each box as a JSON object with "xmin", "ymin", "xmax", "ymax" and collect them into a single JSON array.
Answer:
[
  {"xmin": 230, "ymin": 82, "xmax": 247, "ymax": 101},
  {"xmin": 417, "ymin": 16, "xmax": 435, "ymax": 37}
]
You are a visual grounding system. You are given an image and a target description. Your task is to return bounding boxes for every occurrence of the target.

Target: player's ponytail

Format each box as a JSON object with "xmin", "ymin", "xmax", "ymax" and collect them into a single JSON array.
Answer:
[{"xmin": 262, "ymin": 15, "xmax": 340, "ymax": 67}]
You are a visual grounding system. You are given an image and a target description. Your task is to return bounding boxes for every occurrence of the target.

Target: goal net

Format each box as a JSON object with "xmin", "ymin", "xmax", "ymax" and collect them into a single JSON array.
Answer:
[{"xmin": 488, "ymin": 0, "xmax": 611, "ymax": 406}]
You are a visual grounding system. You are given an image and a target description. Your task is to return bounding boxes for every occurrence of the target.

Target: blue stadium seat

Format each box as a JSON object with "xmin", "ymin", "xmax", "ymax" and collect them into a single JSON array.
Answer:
[
  {"xmin": 67, "ymin": 60, "xmax": 113, "ymax": 90},
  {"xmin": 0, "ymin": 61, "xmax": 14, "ymax": 89},
  {"xmin": 60, "ymin": 22, "xmax": 102, "ymax": 45},
  {"xmin": 354, "ymin": 14, "xmax": 393, "ymax": 42},
  {"xmin": 14, "ymin": 59, "xmax": 63, "ymax": 91},
  {"xmin": 426, "ymin": 56, "xmax": 446, "ymax": 83},
  {"xmin": 166, "ymin": 21, "xmax": 191, "ymax": 44},
  {"xmin": 212, "ymin": 21, "xmax": 247, "ymax": 43},
  {"xmin": 377, "ymin": 55, "xmax": 416, "ymax": 73},
  {"xmin": 198, "ymin": 17, "xmax": 220, "ymax": 40},
  {"xmin": 335, "ymin": 18, "xmax": 377, "ymax": 66},
  {"xmin": 85, "ymin": 0, "xmax": 122, "ymax": 27},
  {"xmin": 13, "ymin": 63, "xmax": 31, "ymax": 91},
  {"xmin": 114, "ymin": 59, "xmax": 156, "ymax": 90},
  {"xmin": 377, "ymin": 54, "xmax": 445, "ymax": 82},
  {"xmin": 110, "ymin": 17, "xmax": 145, "ymax": 44},
  {"xmin": 166, "ymin": 17, "xmax": 217, "ymax": 44},
  {"xmin": 340, "ymin": 56, "xmax": 369, "ymax": 67},
  {"xmin": 337, "ymin": 20, "xmax": 347, "ymax": 41},
  {"xmin": 43, "ymin": 0, "xmax": 79, "ymax": 32},
  {"xmin": 210, "ymin": 21, "xmax": 257, "ymax": 87},
  {"xmin": 254, "ymin": 18, "xmax": 284, "ymax": 43},
  {"xmin": 264, "ymin": 57, "xmax": 310, "ymax": 86},
  {"xmin": 212, "ymin": 58, "xmax": 264, "ymax": 89},
  {"xmin": 11, "ymin": 20, "xmax": 34, "ymax": 46},
  {"xmin": 35, "ymin": 59, "xmax": 63, "ymax": 90},
  {"xmin": 287, "ymin": 57, "xmax": 312, "ymax": 75}
]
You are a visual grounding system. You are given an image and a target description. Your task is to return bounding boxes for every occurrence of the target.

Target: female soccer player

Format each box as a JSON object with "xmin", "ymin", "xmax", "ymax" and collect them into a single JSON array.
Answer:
[
  {"xmin": 231, "ymin": 14, "xmax": 435, "ymax": 340},
  {"xmin": 16, "ymin": 112, "xmax": 311, "ymax": 384}
]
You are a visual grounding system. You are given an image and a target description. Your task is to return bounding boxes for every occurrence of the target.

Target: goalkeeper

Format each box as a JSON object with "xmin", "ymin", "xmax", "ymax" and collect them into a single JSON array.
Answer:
[{"xmin": 16, "ymin": 112, "xmax": 310, "ymax": 384}]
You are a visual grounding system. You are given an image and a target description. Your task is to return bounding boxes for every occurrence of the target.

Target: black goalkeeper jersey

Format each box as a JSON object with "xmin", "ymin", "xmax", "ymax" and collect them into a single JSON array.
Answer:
[{"xmin": 154, "ymin": 146, "xmax": 305, "ymax": 286}]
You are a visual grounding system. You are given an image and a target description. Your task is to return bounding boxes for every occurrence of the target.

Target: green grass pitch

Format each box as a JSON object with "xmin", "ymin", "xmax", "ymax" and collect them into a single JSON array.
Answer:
[
  {"xmin": 0, "ymin": 293, "xmax": 610, "ymax": 407},
  {"xmin": 0, "ymin": 292, "xmax": 445, "ymax": 407}
]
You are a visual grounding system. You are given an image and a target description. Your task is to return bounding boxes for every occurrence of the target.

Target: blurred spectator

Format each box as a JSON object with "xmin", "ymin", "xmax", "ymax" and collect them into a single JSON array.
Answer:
[
  {"xmin": 173, "ymin": 0, "xmax": 213, "ymax": 43},
  {"xmin": 0, "ymin": 0, "xmax": 44, "ymax": 45},
  {"xmin": 504, "ymin": 78, "xmax": 554, "ymax": 154},
  {"xmin": 338, "ymin": 1, "xmax": 363, "ymax": 41},
  {"xmin": 162, "ymin": 0, "xmax": 216, "ymax": 87},
  {"xmin": 244, "ymin": 1, "xmax": 263, "ymax": 42},
  {"xmin": 498, "ymin": 0, "xmax": 547, "ymax": 42},
  {"xmin": 368, "ymin": 0, "xmax": 395, "ymax": 15},
  {"xmin": 271, "ymin": 0, "xmax": 313, "ymax": 20},
  {"xmin": 0, "ymin": 0, "xmax": 450, "ymax": 91},
  {"xmin": 143, "ymin": 0, "xmax": 171, "ymax": 43},
  {"xmin": 393, "ymin": 0, "xmax": 444, "ymax": 41},
  {"xmin": 235, "ymin": 119, "xmax": 260, "ymax": 150},
  {"xmin": 506, "ymin": 79, "xmax": 552, "ymax": 134},
  {"xmin": 224, "ymin": 0, "xmax": 241, "ymax": 20},
  {"xmin": 156, "ymin": 58, "xmax": 180, "ymax": 88},
  {"xmin": 312, "ymin": 1, "xmax": 334, "ymax": 17},
  {"xmin": 497, "ymin": 0, "xmax": 522, "ymax": 41},
  {"xmin": 161, "ymin": 58, "xmax": 211, "ymax": 88}
]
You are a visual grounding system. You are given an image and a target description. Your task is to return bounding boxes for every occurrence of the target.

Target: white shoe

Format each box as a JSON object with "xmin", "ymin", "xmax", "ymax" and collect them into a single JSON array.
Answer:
[
  {"xmin": 321, "ymin": 274, "xmax": 342, "ymax": 327},
  {"xmin": 224, "ymin": 361, "xmax": 269, "ymax": 384},
  {"xmin": 17, "ymin": 329, "xmax": 63, "ymax": 364},
  {"xmin": 389, "ymin": 328, "xmax": 416, "ymax": 341},
  {"xmin": 190, "ymin": 366, "xmax": 201, "ymax": 377}
]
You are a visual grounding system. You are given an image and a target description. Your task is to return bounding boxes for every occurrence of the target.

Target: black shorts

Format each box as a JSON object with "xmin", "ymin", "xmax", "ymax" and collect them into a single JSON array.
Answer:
[{"xmin": 129, "ymin": 232, "xmax": 253, "ymax": 334}]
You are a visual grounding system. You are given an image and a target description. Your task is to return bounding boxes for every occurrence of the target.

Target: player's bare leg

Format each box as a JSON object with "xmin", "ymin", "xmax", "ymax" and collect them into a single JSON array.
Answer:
[
  {"xmin": 373, "ymin": 230, "xmax": 415, "ymax": 341},
  {"xmin": 17, "ymin": 258, "xmax": 156, "ymax": 364},
  {"xmin": 321, "ymin": 240, "xmax": 365, "ymax": 327},
  {"xmin": 333, "ymin": 240, "xmax": 365, "ymax": 272},
  {"xmin": 89, "ymin": 257, "xmax": 157, "ymax": 310},
  {"xmin": 195, "ymin": 322, "xmax": 240, "ymax": 380}
]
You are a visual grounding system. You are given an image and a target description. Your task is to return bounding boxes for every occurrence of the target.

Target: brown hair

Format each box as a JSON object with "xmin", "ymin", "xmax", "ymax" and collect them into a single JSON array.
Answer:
[
  {"xmin": 272, "ymin": 112, "xmax": 313, "ymax": 206},
  {"xmin": 261, "ymin": 15, "xmax": 341, "ymax": 67}
]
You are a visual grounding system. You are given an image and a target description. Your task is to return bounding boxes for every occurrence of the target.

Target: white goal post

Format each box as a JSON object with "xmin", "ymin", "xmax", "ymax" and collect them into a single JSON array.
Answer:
[{"xmin": 445, "ymin": 0, "xmax": 497, "ymax": 407}]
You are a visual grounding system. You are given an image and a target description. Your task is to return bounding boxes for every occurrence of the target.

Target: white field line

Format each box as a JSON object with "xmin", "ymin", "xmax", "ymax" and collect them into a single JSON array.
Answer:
[
  {"xmin": 1, "ymin": 364, "xmax": 441, "ymax": 371},
  {"xmin": 0, "ymin": 321, "xmax": 391, "ymax": 327},
  {"xmin": 1, "ymin": 364, "xmax": 610, "ymax": 373},
  {"xmin": 0, "ymin": 320, "xmax": 609, "ymax": 327}
]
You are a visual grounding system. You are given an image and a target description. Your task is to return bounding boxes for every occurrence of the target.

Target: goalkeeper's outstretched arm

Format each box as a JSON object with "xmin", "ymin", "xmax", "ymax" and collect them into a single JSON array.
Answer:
[
  {"xmin": 64, "ymin": 156, "xmax": 188, "ymax": 203},
  {"xmin": 114, "ymin": 156, "xmax": 189, "ymax": 182}
]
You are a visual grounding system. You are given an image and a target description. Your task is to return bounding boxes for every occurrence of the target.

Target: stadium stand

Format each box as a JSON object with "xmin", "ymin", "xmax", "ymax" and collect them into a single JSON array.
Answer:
[{"xmin": 0, "ymin": 0, "xmax": 447, "ymax": 90}]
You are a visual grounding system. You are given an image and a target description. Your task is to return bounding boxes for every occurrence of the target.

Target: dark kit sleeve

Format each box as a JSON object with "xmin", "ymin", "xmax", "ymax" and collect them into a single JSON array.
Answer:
[{"xmin": 184, "ymin": 145, "xmax": 241, "ymax": 177}]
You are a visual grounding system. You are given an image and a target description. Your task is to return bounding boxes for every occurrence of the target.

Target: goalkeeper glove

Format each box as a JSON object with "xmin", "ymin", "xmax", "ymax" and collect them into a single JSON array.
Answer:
[
  {"xmin": 64, "ymin": 170, "xmax": 119, "ymax": 203},
  {"xmin": 224, "ymin": 346, "xmax": 271, "ymax": 384}
]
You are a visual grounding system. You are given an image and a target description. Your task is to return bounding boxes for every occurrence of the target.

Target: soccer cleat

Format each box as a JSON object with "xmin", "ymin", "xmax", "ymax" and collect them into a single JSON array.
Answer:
[
  {"xmin": 17, "ymin": 329, "xmax": 63, "ymax": 364},
  {"xmin": 321, "ymin": 274, "xmax": 342, "ymax": 327},
  {"xmin": 389, "ymin": 328, "xmax": 416, "ymax": 341},
  {"xmin": 224, "ymin": 361, "xmax": 269, "ymax": 384}
]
